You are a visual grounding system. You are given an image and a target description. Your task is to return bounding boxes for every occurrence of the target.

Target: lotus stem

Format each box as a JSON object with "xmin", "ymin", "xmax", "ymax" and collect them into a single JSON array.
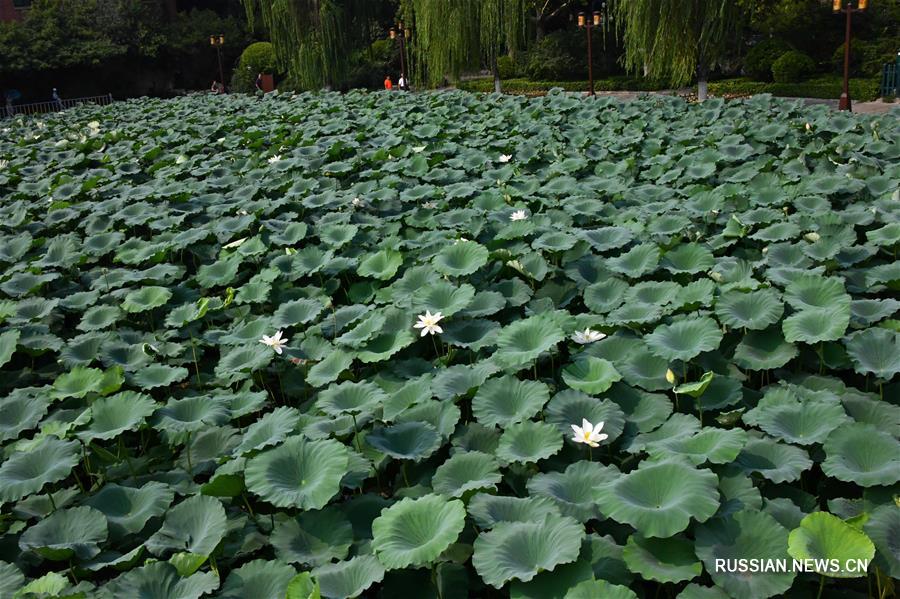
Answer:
[
  {"xmin": 185, "ymin": 431, "xmax": 193, "ymax": 475},
  {"xmin": 189, "ymin": 332, "xmax": 202, "ymax": 386},
  {"xmin": 402, "ymin": 463, "xmax": 410, "ymax": 487},
  {"xmin": 241, "ymin": 493, "xmax": 255, "ymax": 518},
  {"xmin": 350, "ymin": 413, "xmax": 362, "ymax": 452},
  {"xmin": 47, "ymin": 492, "xmax": 57, "ymax": 512},
  {"xmin": 816, "ymin": 574, "xmax": 825, "ymax": 599}
]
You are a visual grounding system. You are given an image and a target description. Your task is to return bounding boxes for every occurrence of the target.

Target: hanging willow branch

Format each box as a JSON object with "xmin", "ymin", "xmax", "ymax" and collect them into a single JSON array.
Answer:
[
  {"xmin": 241, "ymin": 0, "xmax": 377, "ymax": 90},
  {"xmin": 613, "ymin": 0, "xmax": 742, "ymax": 88}
]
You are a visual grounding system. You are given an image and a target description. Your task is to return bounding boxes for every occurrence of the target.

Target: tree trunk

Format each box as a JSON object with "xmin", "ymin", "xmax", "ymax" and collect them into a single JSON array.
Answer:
[
  {"xmin": 162, "ymin": 0, "xmax": 177, "ymax": 20},
  {"xmin": 491, "ymin": 55, "xmax": 502, "ymax": 94},
  {"xmin": 697, "ymin": 59, "xmax": 708, "ymax": 101}
]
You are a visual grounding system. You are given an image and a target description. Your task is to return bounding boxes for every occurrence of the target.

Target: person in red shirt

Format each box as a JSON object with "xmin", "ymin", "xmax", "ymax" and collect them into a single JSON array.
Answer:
[{"xmin": 384, "ymin": 75, "xmax": 393, "ymax": 90}]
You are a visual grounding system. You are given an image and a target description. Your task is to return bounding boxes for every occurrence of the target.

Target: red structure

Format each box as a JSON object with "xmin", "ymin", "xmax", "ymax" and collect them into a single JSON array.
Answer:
[{"xmin": 0, "ymin": 0, "xmax": 29, "ymax": 23}]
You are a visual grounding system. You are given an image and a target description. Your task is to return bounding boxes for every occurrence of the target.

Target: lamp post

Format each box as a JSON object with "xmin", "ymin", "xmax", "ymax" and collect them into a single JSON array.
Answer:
[
  {"xmin": 389, "ymin": 22, "xmax": 411, "ymax": 90},
  {"xmin": 210, "ymin": 34, "xmax": 226, "ymax": 89},
  {"xmin": 833, "ymin": 0, "xmax": 867, "ymax": 111},
  {"xmin": 577, "ymin": 4, "xmax": 603, "ymax": 96}
]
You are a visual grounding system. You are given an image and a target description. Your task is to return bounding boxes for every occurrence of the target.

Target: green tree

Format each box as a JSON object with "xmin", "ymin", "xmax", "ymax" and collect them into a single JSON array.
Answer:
[{"xmin": 614, "ymin": 0, "xmax": 744, "ymax": 99}]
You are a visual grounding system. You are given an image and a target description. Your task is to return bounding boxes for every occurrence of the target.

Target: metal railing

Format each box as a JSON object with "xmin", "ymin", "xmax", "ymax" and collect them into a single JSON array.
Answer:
[
  {"xmin": 880, "ymin": 57, "xmax": 899, "ymax": 98},
  {"xmin": 4, "ymin": 94, "xmax": 114, "ymax": 117}
]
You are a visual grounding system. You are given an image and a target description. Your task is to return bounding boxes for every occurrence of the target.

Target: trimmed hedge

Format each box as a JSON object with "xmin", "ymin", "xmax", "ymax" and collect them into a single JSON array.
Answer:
[
  {"xmin": 771, "ymin": 50, "xmax": 816, "ymax": 83},
  {"xmin": 458, "ymin": 76, "xmax": 881, "ymax": 102}
]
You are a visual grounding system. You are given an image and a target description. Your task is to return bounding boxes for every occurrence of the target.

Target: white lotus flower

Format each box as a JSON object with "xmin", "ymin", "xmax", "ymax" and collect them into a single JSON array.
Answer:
[
  {"xmin": 499, "ymin": 154, "xmax": 512, "ymax": 163},
  {"xmin": 423, "ymin": 201, "xmax": 436, "ymax": 209},
  {"xmin": 413, "ymin": 311, "xmax": 444, "ymax": 336},
  {"xmin": 804, "ymin": 232, "xmax": 820, "ymax": 242},
  {"xmin": 0, "ymin": 160, "xmax": 7, "ymax": 170},
  {"xmin": 352, "ymin": 197, "xmax": 364, "ymax": 207},
  {"xmin": 412, "ymin": 146, "xmax": 426, "ymax": 153},
  {"xmin": 268, "ymin": 154, "xmax": 282, "ymax": 164},
  {"xmin": 510, "ymin": 210, "xmax": 528, "ymax": 222},
  {"xmin": 572, "ymin": 328, "xmax": 606, "ymax": 344},
  {"xmin": 259, "ymin": 330, "xmax": 289, "ymax": 354},
  {"xmin": 571, "ymin": 419, "xmax": 608, "ymax": 447}
]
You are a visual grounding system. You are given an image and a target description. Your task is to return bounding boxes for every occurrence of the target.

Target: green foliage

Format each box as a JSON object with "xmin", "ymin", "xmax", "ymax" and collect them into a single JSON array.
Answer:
[
  {"xmin": 231, "ymin": 41, "xmax": 277, "ymax": 92},
  {"xmin": 458, "ymin": 75, "xmax": 664, "ymax": 94},
  {"xmin": 0, "ymin": 89, "xmax": 898, "ymax": 598},
  {"xmin": 771, "ymin": 50, "xmax": 816, "ymax": 83},
  {"xmin": 744, "ymin": 38, "xmax": 792, "ymax": 81},
  {"xmin": 832, "ymin": 38, "xmax": 900, "ymax": 78},
  {"xmin": 614, "ymin": 0, "xmax": 744, "ymax": 89},
  {"xmin": 496, "ymin": 55, "xmax": 519, "ymax": 79},
  {"xmin": 707, "ymin": 75, "xmax": 880, "ymax": 101}
]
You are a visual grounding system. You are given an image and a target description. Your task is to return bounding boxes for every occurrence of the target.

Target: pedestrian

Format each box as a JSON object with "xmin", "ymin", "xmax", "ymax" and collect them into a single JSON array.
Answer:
[
  {"xmin": 398, "ymin": 73, "xmax": 408, "ymax": 91},
  {"xmin": 52, "ymin": 88, "xmax": 63, "ymax": 111},
  {"xmin": 384, "ymin": 75, "xmax": 393, "ymax": 90},
  {"xmin": 5, "ymin": 96, "xmax": 12, "ymax": 118},
  {"xmin": 255, "ymin": 73, "xmax": 264, "ymax": 93},
  {"xmin": 211, "ymin": 80, "xmax": 224, "ymax": 94}
]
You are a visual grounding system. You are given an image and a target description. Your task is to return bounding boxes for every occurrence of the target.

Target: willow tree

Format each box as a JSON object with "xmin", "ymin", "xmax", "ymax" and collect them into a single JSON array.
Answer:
[
  {"xmin": 614, "ymin": 0, "xmax": 743, "ymax": 100},
  {"xmin": 241, "ymin": 0, "xmax": 384, "ymax": 90},
  {"xmin": 402, "ymin": 0, "xmax": 526, "ymax": 92}
]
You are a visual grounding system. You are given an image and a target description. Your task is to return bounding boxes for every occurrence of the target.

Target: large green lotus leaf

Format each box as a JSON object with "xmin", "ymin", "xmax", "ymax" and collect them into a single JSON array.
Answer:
[
  {"xmin": 319, "ymin": 223, "xmax": 358, "ymax": 247},
  {"xmin": 782, "ymin": 307, "xmax": 849, "ymax": 344},
  {"xmin": 844, "ymin": 328, "xmax": 900, "ymax": 380},
  {"xmin": 619, "ymin": 345, "xmax": 671, "ymax": 391},
  {"xmin": 85, "ymin": 481, "xmax": 174, "ymax": 539},
  {"xmin": 648, "ymin": 428, "xmax": 747, "ymax": 466},
  {"xmin": 432, "ymin": 451, "xmax": 502, "ymax": 497},
  {"xmin": 411, "ymin": 281, "xmax": 475, "ymax": 317},
  {"xmin": 734, "ymin": 435, "xmax": 812, "ymax": 483},
  {"xmin": 153, "ymin": 395, "xmax": 229, "ymax": 434},
  {"xmin": 19, "ymin": 505, "xmax": 107, "ymax": 561},
  {"xmin": 336, "ymin": 312, "xmax": 386, "ymax": 348},
  {"xmin": 79, "ymin": 391, "xmax": 156, "ymax": 441},
  {"xmin": 821, "ymin": 423, "xmax": 900, "ymax": 487},
  {"xmin": 864, "ymin": 503, "xmax": 900, "ymax": 578},
  {"xmin": 373, "ymin": 494, "xmax": 466, "ymax": 569},
  {"xmin": 467, "ymin": 494, "xmax": 561, "ymax": 530},
  {"xmin": 245, "ymin": 436, "xmax": 349, "ymax": 509},
  {"xmin": 583, "ymin": 278, "xmax": 629, "ymax": 313},
  {"xmin": 131, "ymin": 363, "xmax": 190, "ymax": 390},
  {"xmin": 219, "ymin": 560, "xmax": 297, "ymax": 599},
  {"xmin": 312, "ymin": 555, "xmax": 385, "ymax": 599},
  {"xmin": 145, "ymin": 495, "xmax": 226, "ymax": 557},
  {"xmin": 545, "ymin": 390, "xmax": 626, "ymax": 444},
  {"xmin": 733, "ymin": 327, "xmax": 798, "ymax": 370},
  {"xmin": 564, "ymin": 579, "xmax": 638, "ymax": 599},
  {"xmin": 606, "ymin": 243, "xmax": 660, "ymax": 278},
  {"xmin": 121, "ymin": 286, "xmax": 172, "ymax": 313},
  {"xmin": 850, "ymin": 299, "xmax": 900, "ymax": 327},
  {"xmin": 441, "ymin": 318, "xmax": 499, "ymax": 350},
  {"xmin": 0, "ymin": 438, "xmax": 80, "ymax": 503},
  {"xmin": 0, "ymin": 562, "xmax": 24, "ymax": 597},
  {"xmin": 494, "ymin": 314, "xmax": 565, "ymax": 369},
  {"xmin": 596, "ymin": 459, "xmax": 719, "ymax": 537},
  {"xmin": 562, "ymin": 357, "xmax": 622, "ymax": 394},
  {"xmin": 271, "ymin": 508, "xmax": 354, "ymax": 566},
  {"xmin": 78, "ymin": 305, "xmax": 121, "ymax": 332},
  {"xmin": 316, "ymin": 380, "xmax": 387, "ymax": 416},
  {"xmin": 625, "ymin": 281, "xmax": 682, "ymax": 308},
  {"xmin": 433, "ymin": 241, "xmax": 489, "ymax": 276},
  {"xmin": 274, "ymin": 298, "xmax": 325, "ymax": 328},
  {"xmin": 471, "ymin": 376, "xmax": 550, "ymax": 427},
  {"xmin": 496, "ymin": 420, "xmax": 563, "ymax": 464},
  {"xmin": 99, "ymin": 561, "xmax": 219, "ymax": 599},
  {"xmin": 473, "ymin": 514, "xmax": 584, "ymax": 588},
  {"xmin": 788, "ymin": 512, "xmax": 875, "ymax": 578},
  {"xmin": 714, "ymin": 289, "xmax": 783, "ymax": 331},
  {"xmin": 840, "ymin": 390, "xmax": 900, "ymax": 435},
  {"xmin": 0, "ymin": 392, "xmax": 49, "ymax": 442},
  {"xmin": 784, "ymin": 274, "xmax": 850, "ymax": 311},
  {"xmin": 645, "ymin": 317, "xmax": 723, "ymax": 362},
  {"xmin": 627, "ymin": 413, "xmax": 701, "ymax": 454},
  {"xmin": 526, "ymin": 461, "xmax": 619, "ymax": 522},
  {"xmin": 695, "ymin": 510, "xmax": 795, "ymax": 599},
  {"xmin": 743, "ymin": 389, "xmax": 848, "ymax": 445},
  {"xmin": 358, "ymin": 249, "xmax": 403, "ymax": 280},
  {"xmin": 306, "ymin": 349, "xmax": 354, "ymax": 387},
  {"xmin": 233, "ymin": 406, "xmax": 302, "ymax": 456},
  {"xmin": 0, "ymin": 329, "xmax": 19, "ymax": 368},
  {"xmin": 432, "ymin": 361, "xmax": 498, "ymax": 400},
  {"xmin": 605, "ymin": 383, "xmax": 672, "ymax": 433},
  {"xmin": 366, "ymin": 421, "xmax": 442, "ymax": 462},
  {"xmin": 661, "ymin": 243, "xmax": 715, "ymax": 274},
  {"xmin": 196, "ymin": 257, "xmax": 241, "ymax": 288},
  {"xmin": 52, "ymin": 365, "xmax": 106, "ymax": 399},
  {"xmin": 622, "ymin": 534, "xmax": 701, "ymax": 583},
  {"xmin": 580, "ymin": 226, "xmax": 633, "ymax": 252},
  {"xmin": 395, "ymin": 399, "xmax": 461, "ymax": 438}
]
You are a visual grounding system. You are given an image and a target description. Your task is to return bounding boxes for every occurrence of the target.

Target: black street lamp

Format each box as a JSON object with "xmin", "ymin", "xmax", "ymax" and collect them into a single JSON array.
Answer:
[
  {"xmin": 210, "ymin": 34, "xmax": 226, "ymax": 90},
  {"xmin": 389, "ymin": 23, "xmax": 412, "ymax": 90},
  {"xmin": 833, "ymin": 0, "xmax": 868, "ymax": 111},
  {"xmin": 577, "ymin": 4, "xmax": 603, "ymax": 96}
]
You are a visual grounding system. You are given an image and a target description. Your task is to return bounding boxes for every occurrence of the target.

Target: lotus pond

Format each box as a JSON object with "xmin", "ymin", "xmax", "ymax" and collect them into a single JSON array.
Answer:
[{"xmin": 0, "ymin": 90, "xmax": 898, "ymax": 599}]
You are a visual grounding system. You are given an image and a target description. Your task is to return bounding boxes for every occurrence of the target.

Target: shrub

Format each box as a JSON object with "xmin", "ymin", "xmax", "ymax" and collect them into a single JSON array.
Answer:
[
  {"xmin": 497, "ymin": 55, "xmax": 519, "ymax": 79},
  {"xmin": 231, "ymin": 42, "xmax": 277, "ymax": 93},
  {"xmin": 832, "ymin": 38, "xmax": 899, "ymax": 77},
  {"xmin": 744, "ymin": 38, "xmax": 792, "ymax": 81},
  {"xmin": 771, "ymin": 50, "xmax": 816, "ymax": 83},
  {"xmin": 524, "ymin": 31, "xmax": 585, "ymax": 80},
  {"xmin": 707, "ymin": 76, "xmax": 880, "ymax": 101}
]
